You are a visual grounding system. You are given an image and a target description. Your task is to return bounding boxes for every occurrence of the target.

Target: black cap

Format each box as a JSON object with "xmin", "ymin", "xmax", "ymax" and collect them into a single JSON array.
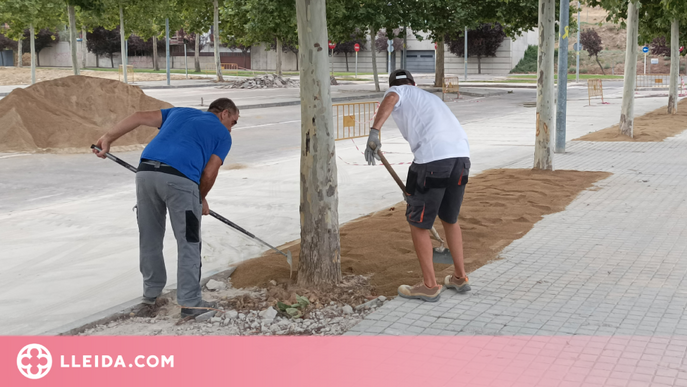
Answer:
[{"xmin": 389, "ymin": 69, "xmax": 415, "ymax": 87}]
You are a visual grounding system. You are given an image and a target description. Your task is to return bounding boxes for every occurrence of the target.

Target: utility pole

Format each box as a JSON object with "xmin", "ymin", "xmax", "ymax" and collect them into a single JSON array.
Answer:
[
  {"xmin": 555, "ymin": 0, "xmax": 570, "ymax": 153},
  {"xmin": 119, "ymin": 6, "xmax": 127, "ymax": 84},
  {"xmin": 576, "ymin": 2, "xmax": 581, "ymax": 83},
  {"xmin": 165, "ymin": 18, "xmax": 170, "ymax": 86},
  {"xmin": 30, "ymin": 24, "xmax": 36, "ymax": 84},
  {"xmin": 294, "ymin": 0, "xmax": 342, "ymax": 287},
  {"xmin": 534, "ymin": 0, "xmax": 555, "ymax": 170},
  {"xmin": 620, "ymin": 1, "xmax": 640, "ymax": 137},
  {"xmin": 464, "ymin": 27, "xmax": 468, "ymax": 81}
]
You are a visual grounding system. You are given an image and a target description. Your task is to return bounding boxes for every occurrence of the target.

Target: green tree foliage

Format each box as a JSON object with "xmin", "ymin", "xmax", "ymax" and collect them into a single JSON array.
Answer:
[
  {"xmin": 580, "ymin": 28, "xmax": 605, "ymax": 74},
  {"xmin": 333, "ymin": 33, "xmax": 366, "ymax": 72},
  {"xmin": 445, "ymin": 23, "xmax": 506, "ymax": 74},
  {"xmin": 649, "ymin": 36, "xmax": 671, "ymax": 57}
]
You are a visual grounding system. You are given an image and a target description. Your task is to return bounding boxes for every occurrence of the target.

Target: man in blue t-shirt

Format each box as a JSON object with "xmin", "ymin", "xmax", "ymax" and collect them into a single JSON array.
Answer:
[{"xmin": 93, "ymin": 98, "xmax": 238, "ymax": 317}]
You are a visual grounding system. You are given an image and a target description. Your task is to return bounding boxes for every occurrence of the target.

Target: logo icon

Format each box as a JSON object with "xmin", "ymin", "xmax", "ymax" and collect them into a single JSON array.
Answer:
[{"xmin": 17, "ymin": 344, "xmax": 52, "ymax": 380}]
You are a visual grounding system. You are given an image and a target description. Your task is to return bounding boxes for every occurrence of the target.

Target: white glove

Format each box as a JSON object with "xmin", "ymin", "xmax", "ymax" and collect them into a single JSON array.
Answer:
[{"xmin": 365, "ymin": 128, "xmax": 381, "ymax": 165}]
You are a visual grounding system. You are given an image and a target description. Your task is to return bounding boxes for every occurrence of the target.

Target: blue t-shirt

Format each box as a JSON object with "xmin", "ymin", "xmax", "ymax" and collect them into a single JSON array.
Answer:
[{"xmin": 141, "ymin": 108, "xmax": 232, "ymax": 184}]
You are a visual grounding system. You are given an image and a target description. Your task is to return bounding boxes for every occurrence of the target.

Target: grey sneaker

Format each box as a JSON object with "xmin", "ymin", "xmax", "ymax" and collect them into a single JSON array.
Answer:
[
  {"xmin": 181, "ymin": 300, "xmax": 218, "ymax": 318},
  {"xmin": 397, "ymin": 282, "xmax": 442, "ymax": 302},
  {"xmin": 141, "ymin": 296, "xmax": 157, "ymax": 305},
  {"xmin": 444, "ymin": 275, "xmax": 471, "ymax": 293}
]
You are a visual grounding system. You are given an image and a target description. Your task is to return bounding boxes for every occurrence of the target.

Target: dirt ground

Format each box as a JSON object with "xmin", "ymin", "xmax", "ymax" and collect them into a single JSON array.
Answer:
[
  {"xmin": 232, "ymin": 169, "xmax": 611, "ymax": 297},
  {"xmin": 575, "ymin": 99, "xmax": 687, "ymax": 142},
  {"xmin": 0, "ymin": 66, "xmax": 205, "ymax": 86}
]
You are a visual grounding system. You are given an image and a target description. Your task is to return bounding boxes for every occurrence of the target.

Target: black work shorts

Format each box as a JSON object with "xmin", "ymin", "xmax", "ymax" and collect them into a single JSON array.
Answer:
[{"xmin": 405, "ymin": 157, "xmax": 470, "ymax": 229}]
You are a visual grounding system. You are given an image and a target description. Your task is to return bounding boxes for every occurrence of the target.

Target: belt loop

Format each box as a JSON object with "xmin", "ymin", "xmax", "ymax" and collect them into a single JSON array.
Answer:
[{"xmin": 153, "ymin": 160, "xmax": 161, "ymax": 169}]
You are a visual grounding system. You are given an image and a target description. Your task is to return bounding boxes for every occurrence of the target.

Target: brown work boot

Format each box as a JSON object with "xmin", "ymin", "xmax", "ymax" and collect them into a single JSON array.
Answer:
[
  {"xmin": 397, "ymin": 282, "xmax": 442, "ymax": 302},
  {"xmin": 444, "ymin": 275, "xmax": 471, "ymax": 293}
]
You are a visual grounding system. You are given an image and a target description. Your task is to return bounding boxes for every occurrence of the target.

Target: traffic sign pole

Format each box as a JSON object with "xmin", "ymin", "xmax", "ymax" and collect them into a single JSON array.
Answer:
[
  {"xmin": 354, "ymin": 43, "xmax": 360, "ymax": 78},
  {"xmin": 642, "ymin": 46, "xmax": 649, "ymax": 75},
  {"xmin": 328, "ymin": 41, "xmax": 336, "ymax": 78}
]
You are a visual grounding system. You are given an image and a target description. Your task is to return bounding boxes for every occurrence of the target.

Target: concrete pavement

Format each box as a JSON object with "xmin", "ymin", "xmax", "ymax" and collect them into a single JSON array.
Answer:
[{"xmin": 0, "ymin": 81, "xmax": 673, "ymax": 334}]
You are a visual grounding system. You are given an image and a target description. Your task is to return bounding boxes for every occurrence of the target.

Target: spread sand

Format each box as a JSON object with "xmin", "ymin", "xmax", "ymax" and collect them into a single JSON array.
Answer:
[
  {"xmin": 232, "ymin": 169, "xmax": 611, "ymax": 296},
  {"xmin": 574, "ymin": 99, "xmax": 687, "ymax": 142},
  {"xmin": 0, "ymin": 75, "xmax": 172, "ymax": 153}
]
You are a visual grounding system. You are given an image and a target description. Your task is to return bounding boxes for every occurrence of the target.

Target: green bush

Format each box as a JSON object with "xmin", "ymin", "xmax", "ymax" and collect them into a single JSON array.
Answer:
[
  {"xmin": 579, "ymin": 68, "xmax": 589, "ymax": 74},
  {"xmin": 603, "ymin": 64, "xmax": 611, "ymax": 69},
  {"xmin": 511, "ymin": 45, "xmax": 538, "ymax": 73}
]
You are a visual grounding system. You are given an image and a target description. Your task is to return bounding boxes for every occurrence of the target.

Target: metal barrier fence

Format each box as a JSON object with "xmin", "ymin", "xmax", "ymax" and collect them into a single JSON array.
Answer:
[
  {"xmin": 443, "ymin": 76, "xmax": 460, "ymax": 101},
  {"xmin": 333, "ymin": 101, "xmax": 380, "ymax": 141},
  {"xmin": 118, "ymin": 65, "xmax": 134, "ymax": 83},
  {"xmin": 636, "ymin": 74, "xmax": 670, "ymax": 89},
  {"xmin": 587, "ymin": 79, "xmax": 604, "ymax": 105}
]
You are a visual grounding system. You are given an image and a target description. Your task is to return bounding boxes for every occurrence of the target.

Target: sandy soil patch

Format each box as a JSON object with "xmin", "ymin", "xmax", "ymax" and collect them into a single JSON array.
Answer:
[
  {"xmin": 0, "ymin": 75, "xmax": 171, "ymax": 153},
  {"xmin": 232, "ymin": 169, "xmax": 611, "ymax": 297},
  {"xmin": 574, "ymin": 99, "xmax": 687, "ymax": 142},
  {"xmin": 0, "ymin": 67, "xmax": 204, "ymax": 86}
]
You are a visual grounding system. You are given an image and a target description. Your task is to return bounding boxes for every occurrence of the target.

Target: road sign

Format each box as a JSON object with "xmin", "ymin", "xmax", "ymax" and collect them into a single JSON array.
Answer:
[
  {"xmin": 354, "ymin": 43, "xmax": 360, "ymax": 52},
  {"xmin": 328, "ymin": 41, "xmax": 335, "ymax": 50},
  {"xmin": 651, "ymin": 58, "xmax": 659, "ymax": 65},
  {"xmin": 573, "ymin": 43, "xmax": 582, "ymax": 51},
  {"xmin": 434, "ymin": 43, "xmax": 437, "ymax": 50},
  {"xmin": 681, "ymin": 46, "xmax": 684, "ymax": 53},
  {"xmin": 387, "ymin": 39, "xmax": 394, "ymax": 53},
  {"xmin": 642, "ymin": 46, "xmax": 649, "ymax": 53}
]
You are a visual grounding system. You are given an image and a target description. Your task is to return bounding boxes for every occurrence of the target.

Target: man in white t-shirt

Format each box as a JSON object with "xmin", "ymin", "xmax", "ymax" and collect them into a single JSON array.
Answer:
[{"xmin": 365, "ymin": 69, "xmax": 471, "ymax": 302}]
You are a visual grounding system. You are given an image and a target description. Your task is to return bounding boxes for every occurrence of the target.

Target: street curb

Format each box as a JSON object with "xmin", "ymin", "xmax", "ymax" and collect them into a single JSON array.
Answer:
[
  {"xmin": 42, "ymin": 266, "xmax": 237, "ymax": 336},
  {"xmin": 233, "ymin": 92, "xmax": 387, "ymax": 110}
]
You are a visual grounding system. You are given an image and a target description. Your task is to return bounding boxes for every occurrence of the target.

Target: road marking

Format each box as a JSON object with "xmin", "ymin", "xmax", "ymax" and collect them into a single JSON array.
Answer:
[{"xmin": 0, "ymin": 154, "xmax": 31, "ymax": 159}]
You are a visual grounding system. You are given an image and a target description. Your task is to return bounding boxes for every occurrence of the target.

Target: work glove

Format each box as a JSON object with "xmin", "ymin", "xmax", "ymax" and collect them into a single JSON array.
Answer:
[{"xmin": 365, "ymin": 128, "xmax": 381, "ymax": 166}]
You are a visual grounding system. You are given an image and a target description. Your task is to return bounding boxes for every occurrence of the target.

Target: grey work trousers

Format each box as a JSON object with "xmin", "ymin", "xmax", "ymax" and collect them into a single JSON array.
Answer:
[{"xmin": 136, "ymin": 169, "xmax": 203, "ymax": 307}]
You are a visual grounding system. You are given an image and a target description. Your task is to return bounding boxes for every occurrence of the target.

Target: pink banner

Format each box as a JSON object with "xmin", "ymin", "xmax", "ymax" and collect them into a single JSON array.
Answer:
[{"xmin": 2, "ymin": 335, "xmax": 681, "ymax": 386}]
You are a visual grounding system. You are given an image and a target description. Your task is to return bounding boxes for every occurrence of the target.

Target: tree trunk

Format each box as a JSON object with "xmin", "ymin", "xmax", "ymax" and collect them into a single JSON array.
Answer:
[
  {"xmin": 668, "ymin": 18, "xmax": 679, "ymax": 115},
  {"xmin": 477, "ymin": 55, "xmax": 482, "ymax": 74},
  {"xmin": 194, "ymin": 32, "xmax": 201, "ymax": 72},
  {"xmin": 119, "ymin": 6, "xmax": 127, "ymax": 83},
  {"xmin": 17, "ymin": 38, "xmax": 22, "ymax": 68},
  {"xmin": 295, "ymin": 0, "xmax": 342, "ymax": 287},
  {"xmin": 434, "ymin": 38, "xmax": 444, "ymax": 87},
  {"xmin": 96, "ymin": 54, "xmax": 99, "ymax": 68},
  {"xmin": 30, "ymin": 24, "xmax": 36, "ymax": 84},
  {"xmin": 344, "ymin": 52, "xmax": 349, "ymax": 72},
  {"xmin": 620, "ymin": 1, "xmax": 639, "ymax": 137},
  {"xmin": 152, "ymin": 35, "xmax": 159, "ymax": 71},
  {"xmin": 276, "ymin": 37, "xmax": 282, "ymax": 76},
  {"xmin": 534, "ymin": 0, "xmax": 555, "ymax": 170},
  {"xmin": 595, "ymin": 56, "xmax": 605, "ymax": 75},
  {"xmin": 110, "ymin": 55, "xmax": 114, "ymax": 68},
  {"xmin": 68, "ymin": 5, "xmax": 79, "ymax": 75},
  {"xmin": 81, "ymin": 27, "xmax": 87, "ymax": 69},
  {"xmin": 213, "ymin": 0, "xmax": 224, "ymax": 82},
  {"xmin": 370, "ymin": 28, "xmax": 380, "ymax": 92}
]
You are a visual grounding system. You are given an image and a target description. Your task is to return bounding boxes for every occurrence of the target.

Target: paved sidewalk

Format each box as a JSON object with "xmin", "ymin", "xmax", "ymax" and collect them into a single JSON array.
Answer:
[{"xmin": 346, "ymin": 123, "xmax": 687, "ymax": 384}]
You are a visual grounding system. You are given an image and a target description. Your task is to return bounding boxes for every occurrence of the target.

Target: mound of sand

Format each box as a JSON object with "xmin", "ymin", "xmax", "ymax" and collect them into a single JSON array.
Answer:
[
  {"xmin": 575, "ymin": 98, "xmax": 687, "ymax": 142},
  {"xmin": 0, "ymin": 75, "xmax": 172, "ymax": 152}
]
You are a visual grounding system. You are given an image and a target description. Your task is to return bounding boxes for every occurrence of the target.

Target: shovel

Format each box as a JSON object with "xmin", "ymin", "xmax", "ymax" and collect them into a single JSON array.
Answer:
[
  {"xmin": 91, "ymin": 145, "xmax": 294, "ymax": 277},
  {"xmin": 369, "ymin": 144, "xmax": 454, "ymax": 264}
]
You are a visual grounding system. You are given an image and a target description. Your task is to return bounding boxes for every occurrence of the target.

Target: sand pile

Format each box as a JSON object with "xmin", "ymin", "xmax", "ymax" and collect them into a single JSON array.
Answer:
[
  {"xmin": 575, "ymin": 99, "xmax": 687, "ymax": 142},
  {"xmin": 232, "ymin": 169, "xmax": 611, "ymax": 296},
  {"xmin": 0, "ymin": 75, "xmax": 172, "ymax": 152}
]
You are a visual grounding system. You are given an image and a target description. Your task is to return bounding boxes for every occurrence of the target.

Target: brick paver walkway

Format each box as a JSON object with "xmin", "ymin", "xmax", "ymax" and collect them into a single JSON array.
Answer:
[{"xmin": 346, "ymin": 133, "xmax": 687, "ymax": 386}]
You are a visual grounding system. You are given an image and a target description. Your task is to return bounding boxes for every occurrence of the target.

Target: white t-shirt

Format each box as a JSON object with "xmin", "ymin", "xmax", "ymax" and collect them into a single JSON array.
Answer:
[{"xmin": 383, "ymin": 85, "xmax": 470, "ymax": 164}]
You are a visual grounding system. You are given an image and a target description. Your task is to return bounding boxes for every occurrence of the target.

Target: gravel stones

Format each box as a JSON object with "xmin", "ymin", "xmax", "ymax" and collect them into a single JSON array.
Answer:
[
  {"xmin": 259, "ymin": 307, "xmax": 278, "ymax": 322},
  {"xmin": 217, "ymin": 74, "xmax": 299, "ymax": 89},
  {"xmin": 205, "ymin": 279, "xmax": 226, "ymax": 291}
]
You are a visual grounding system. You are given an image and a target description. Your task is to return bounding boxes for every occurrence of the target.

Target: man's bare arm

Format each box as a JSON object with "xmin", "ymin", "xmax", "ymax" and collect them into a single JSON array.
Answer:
[
  {"xmin": 371, "ymin": 92, "xmax": 399, "ymax": 130},
  {"xmin": 94, "ymin": 110, "xmax": 163, "ymax": 158},
  {"xmin": 199, "ymin": 154, "xmax": 223, "ymax": 215}
]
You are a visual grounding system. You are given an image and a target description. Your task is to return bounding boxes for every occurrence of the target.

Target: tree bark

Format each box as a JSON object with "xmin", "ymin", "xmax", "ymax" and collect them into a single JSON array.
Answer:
[
  {"xmin": 213, "ymin": 0, "xmax": 224, "ymax": 82},
  {"xmin": 344, "ymin": 52, "xmax": 349, "ymax": 72},
  {"xmin": 295, "ymin": 0, "xmax": 342, "ymax": 287},
  {"xmin": 595, "ymin": 56, "xmax": 605, "ymax": 75},
  {"xmin": 534, "ymin": 0, "xmax": 555, "ymax": 170},
  {"xmin": 620, "ymin": 1, "xmax": 639, "ymax": 137},
  {"xmin": 276, "ymin": 37, "xmax": 282, "ymax": 76},
  {"xmin": 370, "ymin": 28, "xmax": 380, "ymax": 92},
  {"xmin": 68, "ymin": 5, "xmax": 79, "ymax": 75},
  {"xmin": 668, "ymin": 18, "xmax": 679, "ymax": 115},
  {"xmin": 30, "ymin": 24, "xmax": 36, "ymax": 84},
  {"xmin": 434, "ymin": 38, "xmax": 444, "ymax": 87},
  {"xmin": 81, "ymin": 27, "xmax": 87, "ymax": 69},
  {"xmin": 152, "ymin": 35, "xmax": 159, "ymax": 71},
  {"xmin": 194, "ymin": 32, "xmax": 201, "ymax": 72},
  {"xmin": 17, "ymin": 38, "xmax": 22, "ymax": 68},
  {"xmin": 119, "ymin": 5, "xmax": 127, "ymax": 83},
  {"xmin": 477, "ymin": 55, "xmax": 482, "ymax": 74}
]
